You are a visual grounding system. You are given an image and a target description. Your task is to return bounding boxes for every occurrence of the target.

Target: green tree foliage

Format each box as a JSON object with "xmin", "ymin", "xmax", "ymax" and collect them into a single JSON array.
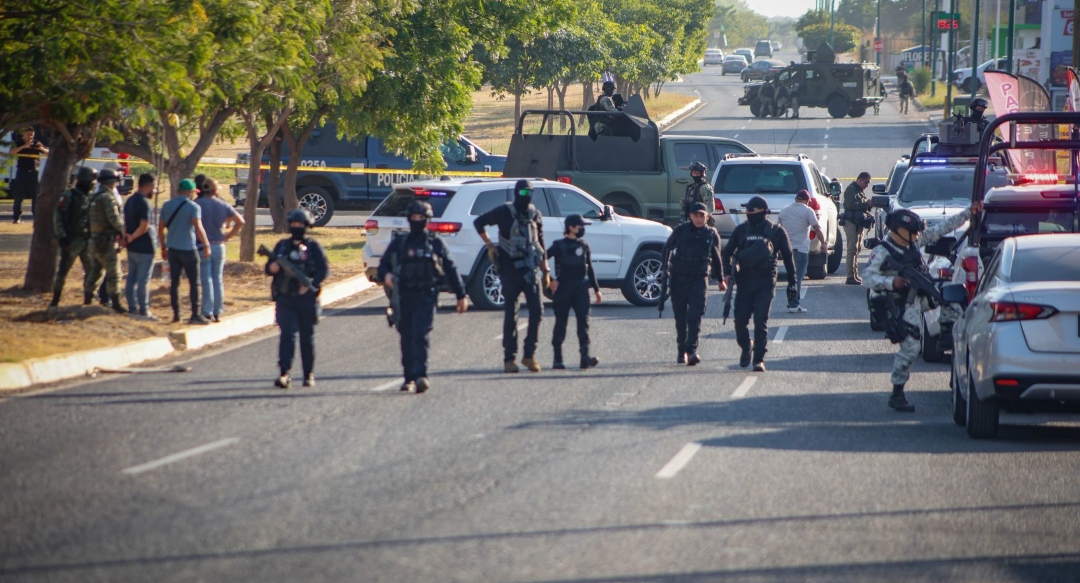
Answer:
[
  {"xmin": 799, "ymin": 22, "xmax": 862, "ymax": 54},
  {"xmin": 709, "ymin": 1, "xmax": 768, "ymax": 48}
]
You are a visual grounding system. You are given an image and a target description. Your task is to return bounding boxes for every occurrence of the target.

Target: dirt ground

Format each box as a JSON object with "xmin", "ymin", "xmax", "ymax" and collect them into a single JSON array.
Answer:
[{"xmin": 0, "ymin": 224, "xmax": 366, "ymax": 362}]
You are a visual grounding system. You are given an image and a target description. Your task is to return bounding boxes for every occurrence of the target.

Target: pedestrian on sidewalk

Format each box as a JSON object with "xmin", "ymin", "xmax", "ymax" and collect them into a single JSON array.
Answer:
[
  {"xmin": 10, "ymin": 127, "xmax": 47, "ymax": 224},
  {"xmin": 123, "ymin": 173, "xmax": 158, "ymax": 319},
  {"xmin": 898, "ymin": 73, "xmax": 915, "ymax": 114},
  {"xmin": 195, "ymin": 177, "xmax": 245, "ymax": 322},
  {"xmin": 159, "ymin": 178, "xmax": 211, "ymax": 325},
  {"xmin": 266, "ymin": 209, "xmax": 328, "ymax": 389},
  {"xmin": 777, "ymin": 189, "xmax": 827, "ymax": 313}
]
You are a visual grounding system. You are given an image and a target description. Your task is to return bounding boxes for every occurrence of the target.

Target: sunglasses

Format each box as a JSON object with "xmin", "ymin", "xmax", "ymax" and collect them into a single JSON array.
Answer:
[{"xmin": 516, "ymin": 188, "xmax": 531, "ymax": 197}]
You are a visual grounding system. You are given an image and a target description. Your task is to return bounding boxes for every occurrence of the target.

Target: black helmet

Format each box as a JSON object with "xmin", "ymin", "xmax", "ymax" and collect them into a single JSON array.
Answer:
[
  {"xmin": 564, "ymin": 214, "xmax": 586, "ymax": 228},
  {"xmin": 885, "ymin": 209, "xmax": 925, "ymax": 233},
  {"xmin": 742, "ymin": 196, "xmax": 769, "ymax": 212},
  {"xmin": 602, "ymin": 80, "xmax": 615, "ymax": 92},
  {"xmin": 514, "ymin": 179, "xmax": 532, "ymax": 197},
  {"xmin": 406, "ymin": 200, "xmax": 434, "ymax": 218},
  {"xmin": 970, "ymin": 97, "xmax": 988, "ymax": 110},
  {"xmin": 74, "ymin": 167, "xmax": 97, "ymax": 182},
  {"xmin": 689, "ymin": 161, "xmax": 707, "ymax": 175},
  {"xmin": 97, "ymin": 168, "xmax": 120, "ymax": 183},
  {"xmin": 287, "ymin": 208, "xmax": 314, "ymax": 226}
]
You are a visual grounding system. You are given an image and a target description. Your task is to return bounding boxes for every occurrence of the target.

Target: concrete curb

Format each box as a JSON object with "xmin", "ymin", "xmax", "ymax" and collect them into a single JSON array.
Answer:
[
  {"xmin": 0, "ymin": 275, "xmax": 376, "ymax": 392},
  {"xmin": 657, "ymin": 98, "xmax": 702, "ymax": 128}
]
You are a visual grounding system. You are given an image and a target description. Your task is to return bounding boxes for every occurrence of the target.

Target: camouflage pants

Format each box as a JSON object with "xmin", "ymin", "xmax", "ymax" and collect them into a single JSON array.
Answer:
[
  {"xmin": 759, "ymin": 98, "xmax": 773, "ymax": 117},
  {"xmin": 890, "ymin": 302, "xmax": 924, "ymax": 386},
  {"xmin": 53, "ymin": 237, "xmax": 93, "ymax": 296},
  {"xmin": 899, "ymin": 96, "xmax": 909, "ymax": 114},
  {"xmin": 87, "ymin": 235, "xmax": 122, "ymax": 297},
  {"xmin": 790, "ymin": 97, "xmax": 799, "ymax": 118}
]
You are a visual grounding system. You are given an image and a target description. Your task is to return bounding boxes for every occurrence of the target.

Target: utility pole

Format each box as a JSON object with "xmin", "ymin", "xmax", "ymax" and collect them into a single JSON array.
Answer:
[
  {"xmin": 922, "ymin": 0, "xmax": 927, "ymax": 68},
  {"xmin": 971, "ymin": 0, "xmax": 981, "ymax": 101},
  {"xmin": 931, "ymin": 0, "xmax": 940, "ymax": 97},
  {"xmin": 1005, "ymin": 0, "xmax": 1014, "ymax": 73},
  {"xmin": 876, "ymin": 0, "xmax": 882, "ymax": 66},
  {"xmin": 945, "ymin": 0, "xmax": 954, "ymax": 116},
  {"xmin": 829, "ymin": 0, "xmax": 835, "ymax": 48}
]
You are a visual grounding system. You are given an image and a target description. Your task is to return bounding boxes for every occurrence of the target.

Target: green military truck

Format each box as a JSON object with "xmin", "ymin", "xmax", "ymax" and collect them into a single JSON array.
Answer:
[
  {"xmin": 739, "ymin": 62, "xmax": 884, "ymax": 118},
  {"xmin": 502, "ymin": 95, "xmax": 751, "ymax": 223}
]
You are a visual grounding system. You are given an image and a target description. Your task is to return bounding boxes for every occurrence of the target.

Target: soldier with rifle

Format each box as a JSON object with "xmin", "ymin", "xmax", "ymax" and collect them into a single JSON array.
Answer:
[
  {"xmin": 48, "ymin": 167, "xmax": 97, "ymax": 314},
  {"xmin": 264, "ymin": 208, "xmax": 328, "ymax": 389},
  {"xmin": 660, "ymin": 202, "xmax": 726, "ymax": 365},
  {"xmin": 863, "ymin": 202, "xmax": 981, "ymax": 412},
  {"xmin": 377, "ymin": 201, "xmax": 467, "ymax": 394},
  {"xmin": 680, "ymin": 161, "xmax": 715, "ymax": 225}
]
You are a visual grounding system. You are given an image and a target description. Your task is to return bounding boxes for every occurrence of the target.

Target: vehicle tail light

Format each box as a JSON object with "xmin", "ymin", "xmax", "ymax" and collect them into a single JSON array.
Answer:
[
  {"xmin": 364, "ymin": 219, "xmax": 379, "ymax": 235},
  {"xmin": 995, "ymin": 378, "xmax": 1020, "ymax": 387},
  {"xmin": 117, "ymin": 152, "xmax": 130, "ymax": 175},
  {"xmin": 427, "ymin": 221, "xmax": 462, "ymax": 233},
  {"xmin": 714, "ymin": 199, "xmax": 726, "ymax": 215},
  {"xmin": 556, "ymin": 176, "xmax": 571, "ymax": 184},
  {"xmin": 937, "ymin": 267, "xmax": 951, "ymax": 279},
  {"xmin": 989, "ymin": 301, "xmax": 1057, "ymax": 322},
  {"xmin": 962, "ymin": 256, "xmax": 979, "ymax": 300}
]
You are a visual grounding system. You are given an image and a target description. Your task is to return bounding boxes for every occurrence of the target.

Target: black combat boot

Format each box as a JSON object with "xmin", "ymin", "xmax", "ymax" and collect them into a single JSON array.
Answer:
[
  {"xmin": 83, "ymin": 293, "xmax": 93, "ymax": 306},
  {"xmin": 677, "ymin": 351, "xmax": 686, "ymax": 364},
  {"xmin": 580, "ymin": 345, "xmax": 598, "ymax": 370},
  {"xmin": 888, "ymin": 384, "xmax": 915, "ymax": 412},
  {"xmin": 110, "ymin": 295, "xmax": 126, "ymax": 314},
  {"xmin": 739, "ymin": 344, "xmax": 752, "ymax": 368},
  {"xmin": 686, "ymin": 352, "xmax": 701, "ymax": 366},
  {"xmin": 552, "ymin": 345, "xmax": 565, "ymax": 370}
]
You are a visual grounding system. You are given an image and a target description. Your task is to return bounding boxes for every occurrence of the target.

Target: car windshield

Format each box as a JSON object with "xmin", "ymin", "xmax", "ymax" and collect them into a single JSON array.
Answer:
[
  {"xmin": 714, "ymin": 164, "xmax": 807, "ymax": 194},
  {"xmin": 1011, "ymin": 246, "xmax": 1080, "ymax": 282},
  {"xmin": 897, "ymin": 170, "xmax": 974, "ymax": 203},
  {"xmin": 375, "ymin": 188, "xmax": 456, "ymax": 218}
]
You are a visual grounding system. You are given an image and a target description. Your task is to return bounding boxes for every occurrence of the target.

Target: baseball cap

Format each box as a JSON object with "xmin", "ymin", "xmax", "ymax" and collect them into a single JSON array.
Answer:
[
  {"xmin": 178, "ymin": 178, "xmax": 196, "ymax": 192},
  {"xmin": 795, "ymin": 189, "xmax": 810, "ymax": 200},
  {"xmin": 687, "ymin": 202, "xmax": 708, "ymax": 214}
]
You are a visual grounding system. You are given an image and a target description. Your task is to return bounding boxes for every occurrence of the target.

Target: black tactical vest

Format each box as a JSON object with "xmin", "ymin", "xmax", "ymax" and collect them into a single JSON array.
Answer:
[
  {"xmin": 670, "ymin": 225, "xmax": 715, "ymax": 278},
  {"xmin": 395, "ymin": 234, "xmax": 444, "ymax": 292}
]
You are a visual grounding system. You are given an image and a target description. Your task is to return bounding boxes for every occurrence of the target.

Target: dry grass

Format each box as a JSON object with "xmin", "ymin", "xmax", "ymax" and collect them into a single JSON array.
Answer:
[{"xmin": 0, "ymin": 223, "xmax": 366, "ymax": 362}]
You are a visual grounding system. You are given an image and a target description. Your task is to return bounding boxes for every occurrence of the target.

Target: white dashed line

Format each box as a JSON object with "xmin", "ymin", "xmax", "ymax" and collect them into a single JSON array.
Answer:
[
  {"xmin": 656, "ymin": 442, "xmax": 702, "ymax": 479},
  {"xmin": 733, "ymin": 134, "xmax": 739, "ymax": 138},
  {"xmin": 773, "ymin": 326, "xmax": 788, "ymax": 344},
  {"xmin": 730, "ymin": 376, "xmax": 758, "ymax": 399},
  {"xmin": 821, "ymin": 155, "xmax": 828, "ymax": 160},
  {"xmin": 800, "ymin": 286, "xmax": 808, "ymax": 299},
  {"xmin": 823, "ymin": 134, "xmax": 829, "ymax": 139},
  {"xmin": 369, "ymin": 379, "xmax": 404, "ymax": 392},
  {"xmin": 122, "ymin": 438, "xmax": 239, "ymax": 475}
]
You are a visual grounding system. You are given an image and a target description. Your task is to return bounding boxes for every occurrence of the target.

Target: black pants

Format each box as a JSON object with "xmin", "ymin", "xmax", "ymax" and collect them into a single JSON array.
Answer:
[
  {"xmin": 276, "ymin": 293, "xmax": 318, "ymax": 376},
  {"xmin": 671, "ymin": 275, "xmax": 707, "ymax": 354},
  {"xmin": 501, "ymin": 266, "xmax": 542, "ymax": 361},
  {"xmin": 734, "ymin": 275, "xmax": 776, "ymax": 362},
  {"xmin": 12, "ymin": 173, "xmax": 37, "ymax": 221},
  {"xmin": 399, "ymin": 290, "xmax": 437, "ymax": 382},
  {"xmin": 168, "ymin": 248, "xmax": 201, "ymax": 318},
  {"xmin": 552, "ymin": 281, "xmax": 590, "ymax": 360}
]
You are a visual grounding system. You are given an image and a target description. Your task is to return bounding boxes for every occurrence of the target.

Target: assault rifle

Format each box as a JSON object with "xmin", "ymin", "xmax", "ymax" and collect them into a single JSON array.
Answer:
[
  {"xmin": 258, "ymin": 244, "xmax": 319, "ymax": 294},
  {"xmin": 879, "ymin": 251, "xmax": 944, "ymax": 306},
  {"xmin": 657, "ymin": 248, "xmax": 671, "ymax": 318},
  {"xmin": 721, "ymin": 277, "xmax": 734, "ymax": 325}
]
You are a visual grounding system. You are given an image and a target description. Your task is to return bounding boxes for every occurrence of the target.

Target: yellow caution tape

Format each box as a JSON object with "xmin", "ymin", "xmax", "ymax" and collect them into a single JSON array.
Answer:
[{"xmin": 78, "ymin": 156, "xmax": 502, "ymax": 177}]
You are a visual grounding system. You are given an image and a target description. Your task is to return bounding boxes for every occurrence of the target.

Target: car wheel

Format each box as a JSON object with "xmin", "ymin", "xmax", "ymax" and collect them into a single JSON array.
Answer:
[
  {"xmin": 868, "ymin": 290, "xmax": 886, "ymax": 332},
  {"xmin": 960, "ymin": 78, "xmax": 972, "ymax": 93},
  {"xmin": 921, "ymin": 319, "xmax": 947, "ymax": 363},
  {"xmin": 966, "ymin": 360, "xmax": 999, "ymax": 439},
  {"xmin": 827, "ymin": 229, "xmax": 842, "ymax": 274},
  {"xmin": 827, "ymin": 95, "xmax": 848, "ymax": 119},
  {"xmin": 750, "ymin": 100, "xmax": 763, "ymax": 118},
  {"xmin": 721, "ymin": 70, "xmax": 726, "ymax": 76},
  {"xmin": 849, "ymin": 105, "xmax": 867, "ymax": 118},
  {"xmin": 621, "ymin": 250, "xmax": 664, "ymax": 306},
  {"xmin": 466, "ymin": 255, "xmax": 504, "ymax": 311},
  {"xmin": 952, "ymin": 363, "xmax": 967, "ymax": 426},
  {"xmin": 298, "ymin": 186, "xmax": 335, "ymax": 227}
]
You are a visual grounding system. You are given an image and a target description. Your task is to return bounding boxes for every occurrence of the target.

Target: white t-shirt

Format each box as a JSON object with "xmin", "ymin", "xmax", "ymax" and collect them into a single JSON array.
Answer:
[{"xmin": 777, "ymin": 202, "xmax": 820, "ymax": 253}]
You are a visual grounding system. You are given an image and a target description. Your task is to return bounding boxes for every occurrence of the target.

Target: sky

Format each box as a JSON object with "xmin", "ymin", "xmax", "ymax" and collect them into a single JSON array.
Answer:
[{"xmin": 744, "ymin": 0, "xmax": 818, "ymax": 19}]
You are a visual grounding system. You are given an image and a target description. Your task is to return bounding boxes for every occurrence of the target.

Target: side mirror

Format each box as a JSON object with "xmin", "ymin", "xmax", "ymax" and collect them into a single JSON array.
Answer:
[
  {"xmin": 465, "ymin": 145, "xmax": 479, "ymax": 164},
  {"xmin": 924, "ymin": 236, "xmax": 957, "ymax": 258},
  {"xmin": 870, "ymin": 195, "xmax": 891, "ymax": 209},
  {"xmin": 872, "ymin": 184, "xmax": 887, "ymax": 194},
  {"xmin": 602, "ymin": 205, "xmax": 615, "ymax": 221},
  {"xmin": 829, "ymin": 183, "xmax": 842, "ymax": 197},
  {"xmin": 901, "ymin": 154, "xmax": 910, "ymax": 160},
  {"xmin": 865, "ymin": 237, "xmax": 881, "ymax": 249},
  {"xmin": 941, "ymin": 283, "xmax": 969, "ymax": 306}
]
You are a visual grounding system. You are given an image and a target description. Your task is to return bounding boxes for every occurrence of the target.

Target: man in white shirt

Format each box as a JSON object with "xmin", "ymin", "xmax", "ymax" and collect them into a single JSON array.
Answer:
[{"xmin": 777, "ymin": 189, "xmax": 827, "ymax": 313}]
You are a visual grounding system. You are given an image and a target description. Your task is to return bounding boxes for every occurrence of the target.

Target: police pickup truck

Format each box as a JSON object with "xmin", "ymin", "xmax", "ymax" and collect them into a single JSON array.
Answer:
[
  {"xmin": 232, "ymin": 122, "xmax": 506, "ymax": 226},
  {"xmin": 502, "ymin": 95, "xmax": 752, "ymax": 224}
]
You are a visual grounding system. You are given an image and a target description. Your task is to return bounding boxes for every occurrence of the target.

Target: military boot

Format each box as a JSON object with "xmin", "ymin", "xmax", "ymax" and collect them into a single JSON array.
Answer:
[
  {"xmin": 888, "ymin": 384, "xmax": 915, "ymax": 412},
  {"xmin": 739, "ymin": 342, "xmax": 753, "ymax": 368},
  {"xmin": 552, "ymin": 346, "xmax": 565, "ymax": 370},
  {"xmin": 522, "ymin": 356, "xmax": 541, "ymax": 373},
  {"xmin": 687, "ymin": 353, "xmax": 701, "ymax": 366},
  {"xmin": 580, "ymin": 345, "xmax": 598, "ymax": 370},
  {"xmin": 83, "ymin": 292, "xmax": 93, "ymax": 306},
  {"xmin": 110, "ymin": 295, "xmax": 126, "ymax": 314},
  {"xmin": 504, "ymin": 360, "xmax": 520, "ymax": 373}
]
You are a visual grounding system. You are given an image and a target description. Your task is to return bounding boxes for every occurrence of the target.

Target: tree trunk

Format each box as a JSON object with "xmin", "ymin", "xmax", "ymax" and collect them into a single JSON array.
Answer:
[
  {"xmin": 545, "ymin": 86, "xmax": 554, "ymax": 134},
  {"xmin": 23, "ymin": 123, "xmax": 95, "ymax": 292},
  {"xmin": 266, "ymin": 139, "xmax": 284, "ymax": 230},
  {"xmin": 239, "ymin": 107, "xmax": 293, "ymax": 261},
  {"xmin": 556, "ymin": 80, "xmax": 569, "ymax": 131},
  {"xmin": 581, "ymin": 82, "xmax": 594, "ymax": 129},
  {"xmin": 280, "ymin": 114, "xmax": 323, "ymax": 233}
]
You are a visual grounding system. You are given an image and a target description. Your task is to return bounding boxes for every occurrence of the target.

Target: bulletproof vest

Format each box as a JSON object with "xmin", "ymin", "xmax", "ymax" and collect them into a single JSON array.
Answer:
[
  {"xmin": 683, "ymin": 182, "xmax": 706, "ymax": 206},
  {"xmin": 395, "ymin": 233, "xmax": 444, "ymax": 292},
  {"xmin": 87, "ymin": 189, "xmax": 120, "ymax": 235},
  {"xmin": 274, "ymin": 239, "xmax": 320, "ymax": 297},
  {"xmin": 499, "ymin": 206, "xmax": 540, "ymax": 260},
  {"xmin": 735, "ymin": 221, "xmax": 777, "ymax": 278},
  {"xmin": 554, "ymin": 239, "xmax": 588, "ymax": 278},
  {"xmin": 59, "ymin": 187, "xmax": 90, "ymax": 238},
  {"xmin": 670, "ymin": 225, "xmax": 715, "ymax": 278}
]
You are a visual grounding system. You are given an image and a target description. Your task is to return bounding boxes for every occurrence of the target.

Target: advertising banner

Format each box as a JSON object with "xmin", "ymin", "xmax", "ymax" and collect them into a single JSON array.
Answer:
[{"xmin": 983, "ymin": 71, "xmax": 1057, "ymax": 175}]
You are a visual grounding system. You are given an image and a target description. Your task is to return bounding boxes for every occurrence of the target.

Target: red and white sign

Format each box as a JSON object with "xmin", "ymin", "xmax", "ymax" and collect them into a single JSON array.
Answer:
[{"xmin": 873, "ymin": 39, "xmax": 883, "ymax": 52}]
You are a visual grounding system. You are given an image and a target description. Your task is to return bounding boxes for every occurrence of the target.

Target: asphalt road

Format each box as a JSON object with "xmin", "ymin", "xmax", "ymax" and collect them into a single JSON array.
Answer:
[{"xmin": 3, "ymin": 69, "xmax": 1079, "ymax": 582}]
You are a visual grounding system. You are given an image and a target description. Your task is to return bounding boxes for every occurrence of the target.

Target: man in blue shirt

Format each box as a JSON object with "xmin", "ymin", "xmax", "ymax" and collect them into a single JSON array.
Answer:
[
  {"xmin": 195, "ymin": 177, "xmax": 245, "ymax": 321},
  {"xmin": 123, "ymin": 174, "xmax": 158, "ymax": 319},
  {"xmin": 158, "ymin": 178, "xmax": 211, "ymax": 324}
]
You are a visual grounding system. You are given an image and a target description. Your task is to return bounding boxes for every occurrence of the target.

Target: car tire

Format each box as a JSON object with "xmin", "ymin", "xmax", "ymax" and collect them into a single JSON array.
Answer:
[
  {"xmin": 298, "ymin": 186, "xmax": 335, "ymax": 227},
  {"xmin": 951, "ymin": 364, "xmax": 967, "ymax": 426},
  {"xmin": 466, "ymin": 255, "xmax": 505, "ymax": 311},
  {"xmin": 806, "ymin": 262, "xmax": 826, "ymax": 280},
  {"xmin": 721, "ymin": 70, "xmax": 726, "ymax": 76},
  {"xmin": 868, "ymin": 290, "xmax": 886, "ymax": 332},
  {"xmin": 960, "ymin": 78, "xmax": 972, "ymax": 93},
  {"xmin": 921, "ymin": 319, "xmax": 947, "ymax": 363},
  {"xmin": 966, "ymin": 362, "xmax": 1000, "ymax": 439},
  {"xmin": 621, "ymin": 250, "xmax": 664, "ymax": 306},
  {"xmin": 827, "ymin": 229, "xmax": 842, "ymax": 274},
  {"xmin": 750, "ymin": 100, "xmax": 763, "ymax": 118},
  {"xmin": 849, "ymin": 105, "xmax": 867, "ymax": 118},
  {"xmin": 827, "ymin": 95, "xmax": 848, "ymax": 119}
]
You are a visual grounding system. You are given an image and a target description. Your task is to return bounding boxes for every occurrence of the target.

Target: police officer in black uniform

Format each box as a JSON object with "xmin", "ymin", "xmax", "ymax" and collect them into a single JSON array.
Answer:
[
  {"xmin": 721, "ymin": 196, "xmax": 797, "ymax": 372},
  {"xmin": 266, "ymin": 208, "xmax": 328, "ymax": 389},
  {"xmin": 474, "ymin": 179, "xmax": 551, "ymax": 373},
  {"xmin": 662, "ymin": 202, "xmax": 726, "ymax": 365},
  {"xmin": 965, "ymin": 97, "xmax": 990, "ymax": 132},
  {"xmin": 378, "ymin": 201, "xmax": 468, "ymax": 393},
  {"xmin": 546, "ymin": 214, "xmax": 602, "ymax": 370}
]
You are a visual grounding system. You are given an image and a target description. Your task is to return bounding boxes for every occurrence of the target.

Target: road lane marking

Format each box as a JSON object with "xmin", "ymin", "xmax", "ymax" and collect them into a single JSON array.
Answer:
[
  {"xmin": 370, "ymin": 379, "xmax": 404, "ymax": 392},
  {"xmin": 122, "ymin": 438, "xmax": 239, "ymax": 475},
  {"xmin": 656, "ymin": 442, "xmax": 702, "ymax": 479},
  {"xmin": 823, "ymin": 134, "xmax": 829, "ymax": 139},
  {"xmin": 730, "ymin": 376, "xmax": 758, "ymax": 399},
  {"xmin": 773, "ymin": 326, "xmax": 788, "ymax": 344},
  {"xmin": 733, "ymin": 134, "xmax": 739, "ymax": 138},
  {"xmin": 800, "ymin": 286, "xmax": 808, "ymax": 298},
  {"xmin": 494, "ymin": 322, "xmax": 528, "ymax": 340},
  {"xmin": 821, "ymin": 154, "xmax": 827, "ymax": 160}
]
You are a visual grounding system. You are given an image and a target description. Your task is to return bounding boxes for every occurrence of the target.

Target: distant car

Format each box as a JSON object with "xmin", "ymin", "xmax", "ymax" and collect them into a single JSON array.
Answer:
[
  {"xmin": 953, "ymin": 57, "xmax": 1008, "ymax": 92},
  {"xmin": 771, "ymin": 41, "xmax": 782, "ymax": 52},
  {"xmin": 703, "ymin": 48, "xmax": 725, "ymax": 66},
  {"xmin": 755, "ymin": 40, "xmax": 774, "ymax": 58},
  {"xmin": 741, "ymin": 59, "xmax": 785, "ymax": 82},
  {"xmin": 721, "ymin": 55, "xmax": 749, "ymax": 76},
  {"xmin": 734, "ymin": 48, "xmax": 754, "ymax": 61},
  {"xmin": 949, "ymin": 234, "xmax": 1080, "ymax": 439}
]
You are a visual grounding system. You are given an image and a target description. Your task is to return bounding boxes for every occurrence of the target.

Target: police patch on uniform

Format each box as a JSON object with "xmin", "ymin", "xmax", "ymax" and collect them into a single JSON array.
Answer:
[
  {"xmin": 407, "ymin": 248, "xmax": 415, "ymax": 258},
  {"xmin": 575, "ymin": 247, "xmax": 583, "ymax": 256}
]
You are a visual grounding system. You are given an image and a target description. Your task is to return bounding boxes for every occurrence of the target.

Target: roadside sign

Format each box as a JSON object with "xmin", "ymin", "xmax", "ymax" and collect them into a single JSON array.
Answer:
[{"xmin": 874, "ymin": 39, "xmax": 883, "ymax": 52}]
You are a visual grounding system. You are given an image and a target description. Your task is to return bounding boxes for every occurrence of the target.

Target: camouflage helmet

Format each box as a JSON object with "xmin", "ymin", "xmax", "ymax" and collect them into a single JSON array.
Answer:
[
  {"xmin": 96, "ymin": 168, "xmax": 120, "ymax": 184},
  {"xmin": 689, "ymin": 161, "xmax": 707, "ymax": 175},
  {"xmin": 287, "ymin": 207, "xmax": 314, "ymax": 226},
  {"xmin": 885, "ymin": 209, "xmax": 925, "ymax": 233},
  {"xmin": 970, "ymin": 97, "xmax": 989, "ymax": 111},
  {"xmin": 74, "ymin": 166, "xmax": 97, "ymax": 182}
]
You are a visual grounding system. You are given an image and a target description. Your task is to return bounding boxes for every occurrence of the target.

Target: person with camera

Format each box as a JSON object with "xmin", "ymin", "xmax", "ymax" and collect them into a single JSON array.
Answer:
[
  {"xmin": 842, "ymin": 172, "xmax": 873, "ymax": 285},
  {"xmin": 11, "ymin": 127, "xmax": 48, "ymax": 224}
]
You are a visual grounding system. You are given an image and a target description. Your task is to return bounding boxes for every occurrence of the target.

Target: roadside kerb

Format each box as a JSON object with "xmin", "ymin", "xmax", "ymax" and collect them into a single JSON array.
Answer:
[
  {"xmin": 0, "ymin": 275, "xmax": 375, "ymax": 392},
  {"xmin": 657, "ymin": 98, "xmax": 702, "ymax": 128}
]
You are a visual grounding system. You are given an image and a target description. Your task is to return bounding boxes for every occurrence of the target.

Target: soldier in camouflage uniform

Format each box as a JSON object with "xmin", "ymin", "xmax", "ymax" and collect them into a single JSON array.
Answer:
[
  {"xmin": 84, "ymin": 168, "xmax": 127, "ymax": 314},
  {"xmin": 680, "ymin": 161, "xmax": 714, "ymax": 226},
  {"xmin": 48, "ymin": 167, "xmax": 97, "ymax": 313},
  {"xmin": 757, "ymin": 80, "xmax": 776, "ymax": 118},
  {"xmin": 862, "ymin": 200, "xmax": 982, "ymax": 412}
]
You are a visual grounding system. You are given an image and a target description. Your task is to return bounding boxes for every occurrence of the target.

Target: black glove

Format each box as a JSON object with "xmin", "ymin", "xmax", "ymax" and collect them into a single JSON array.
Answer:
[{"xmin": 59, "ymin": 237, "xmax": 71, "ymax": 249}]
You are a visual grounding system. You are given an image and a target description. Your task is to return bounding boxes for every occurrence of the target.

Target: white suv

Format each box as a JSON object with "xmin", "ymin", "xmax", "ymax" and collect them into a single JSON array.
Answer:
[
  {"xmin": 362, "ymin": 178, "xmax": 673, "ymax": 310},
  {"xmin": 710, "ymin": 153, "xmax": 841, "ymax": 279}
]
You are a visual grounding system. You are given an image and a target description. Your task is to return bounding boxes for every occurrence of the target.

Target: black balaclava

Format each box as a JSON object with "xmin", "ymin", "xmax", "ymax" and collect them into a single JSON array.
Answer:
[
  {"xmin": 513, "ymin": 179, "xmax": 532, "ymax": 213},
  {"xmin": 409, "ymin": 217, "xmax": 428, "ymax": 235},
  {"xmin": 747, "ymin": 211, "xmax": 766, "ymax": 226},
  {"xmin": 692, "ymin": 171, "xmax": 704, "ymax": 183},
  {"xmin": 971, "ymin": 107, "xmax": 985, "ymax": 121},
  {"xmin": 290, "ymin": 226, "xmax": 307, "ymax": 241},
  {"xmin": 76, "ymin": 179, "xmax": 95, "ymax": 193}
]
